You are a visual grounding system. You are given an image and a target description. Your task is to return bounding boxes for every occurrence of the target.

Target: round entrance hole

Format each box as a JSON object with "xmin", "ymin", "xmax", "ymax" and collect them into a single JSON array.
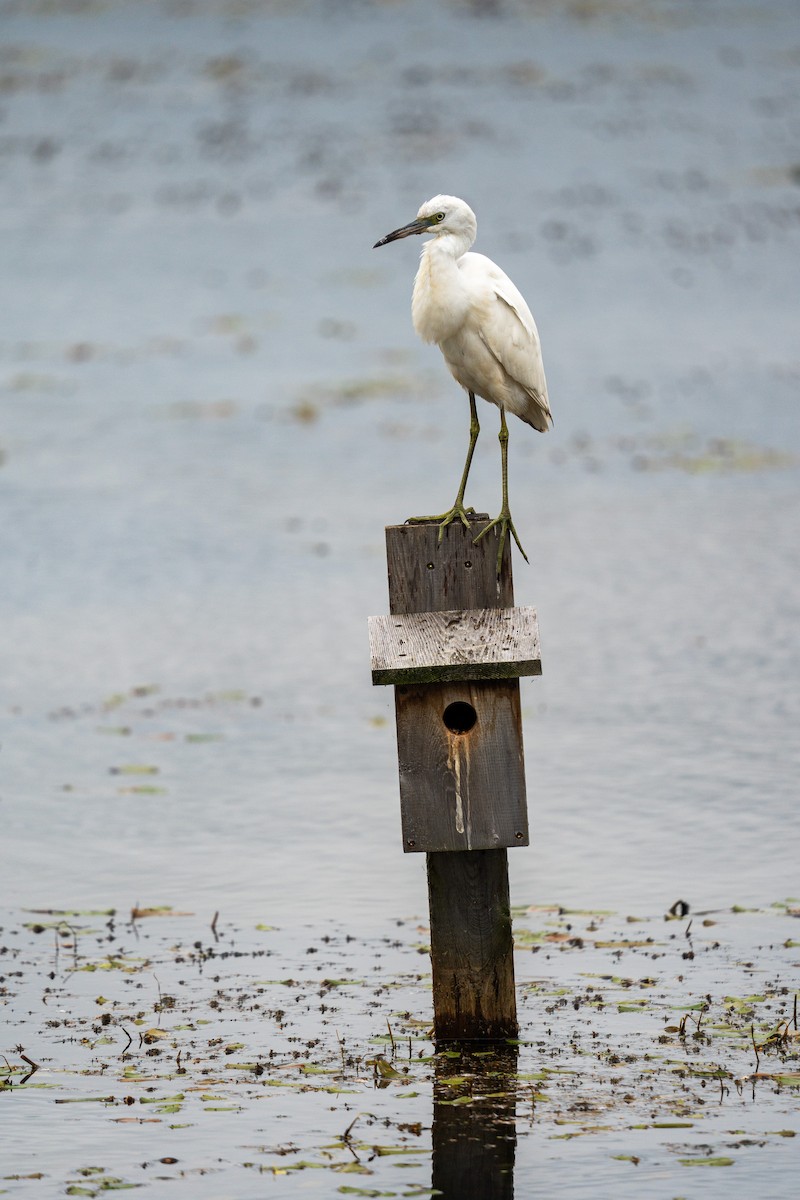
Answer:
[{"xmin": 442, "ymin": 701, "xmax": 477, "ymax": 735}]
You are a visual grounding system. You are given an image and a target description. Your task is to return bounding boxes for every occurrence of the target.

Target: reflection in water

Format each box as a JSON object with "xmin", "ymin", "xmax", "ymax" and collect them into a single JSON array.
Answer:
[{"xmin": 432, "ymin": 1046, "xmax": 518, "ymax": 1200}]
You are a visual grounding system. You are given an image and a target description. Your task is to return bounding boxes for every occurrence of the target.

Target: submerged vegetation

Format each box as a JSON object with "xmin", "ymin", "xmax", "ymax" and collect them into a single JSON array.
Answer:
[{"xmin": 2, "ymin": 902, "xmax": 798, "ymax": 1196}]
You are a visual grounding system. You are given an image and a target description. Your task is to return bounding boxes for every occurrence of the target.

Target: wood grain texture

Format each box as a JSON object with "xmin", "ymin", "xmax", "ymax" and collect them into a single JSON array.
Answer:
[
  {"xmin": 428, "ymin": 850, "xmax": 518, "ymax": 1041},
  {"xmin": 384, "ymin": 516, "xmax": 522, "ymax": 1040},
  {"xmin": 369, "ymin": 606, "xmax": 541, "ymax": 685},
  {"xmin": 385, "ymin": 516, "xmax": 513, "ymax": 616},
  {"xmin": 395, "ymin": 679, "xmax": 528, "ymax": 852}
]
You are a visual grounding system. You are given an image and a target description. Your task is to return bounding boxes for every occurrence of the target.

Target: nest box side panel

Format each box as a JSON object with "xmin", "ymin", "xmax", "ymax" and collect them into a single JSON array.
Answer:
[{"xmin": 395, "ymin": 679, "xmax": 528, "ymax": 853}]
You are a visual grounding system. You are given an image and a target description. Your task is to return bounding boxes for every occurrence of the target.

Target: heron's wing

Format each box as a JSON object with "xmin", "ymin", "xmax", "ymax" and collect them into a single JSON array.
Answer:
[{"xmin": 459, "ymin": 253, "xmax": 551, "ymax": 428}]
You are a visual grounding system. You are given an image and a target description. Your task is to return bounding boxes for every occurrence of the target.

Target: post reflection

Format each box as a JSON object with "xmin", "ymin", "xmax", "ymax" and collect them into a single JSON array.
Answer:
[{"xmin": 432, "ymin": 1044, "xmax": 518, "ymax": 1199}]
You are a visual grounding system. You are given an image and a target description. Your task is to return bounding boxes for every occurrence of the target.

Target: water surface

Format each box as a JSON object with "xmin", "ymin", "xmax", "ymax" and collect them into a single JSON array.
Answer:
[{"xmin": 0, "ymin": 0, "xmax": 798, "ymax": 1194}]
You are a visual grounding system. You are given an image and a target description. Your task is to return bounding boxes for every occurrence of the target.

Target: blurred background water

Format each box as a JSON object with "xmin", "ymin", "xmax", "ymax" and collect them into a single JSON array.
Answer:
[{"xmin": 1, "ymin": 0, "xmax": 798, "ymax": 924}]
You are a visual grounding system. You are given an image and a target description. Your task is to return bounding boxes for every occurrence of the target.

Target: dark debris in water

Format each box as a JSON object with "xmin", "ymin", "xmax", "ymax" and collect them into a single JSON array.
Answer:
[{"xmin": 1, "ymin": 902, "xmax": 798, "ymax": 1196}]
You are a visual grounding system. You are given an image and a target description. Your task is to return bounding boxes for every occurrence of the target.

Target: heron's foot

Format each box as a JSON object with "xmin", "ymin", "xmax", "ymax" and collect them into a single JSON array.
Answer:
[
  {"xmin": 473, "ymin": 509, "xmax": 529, "ymax": 575},
  {"xmin": 406, "ymin": 502, "xmax": 477, "ymax": 542}
]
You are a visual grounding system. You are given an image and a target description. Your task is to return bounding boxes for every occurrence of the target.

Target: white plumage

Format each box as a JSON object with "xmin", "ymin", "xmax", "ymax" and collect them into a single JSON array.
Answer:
[
  {"xmin": 374, "ymin": 194, "xmax": 551, "ymax": 573},
  {"xmin": 410, "ymin": 195, "xmax": 550, "ymax": 432}
]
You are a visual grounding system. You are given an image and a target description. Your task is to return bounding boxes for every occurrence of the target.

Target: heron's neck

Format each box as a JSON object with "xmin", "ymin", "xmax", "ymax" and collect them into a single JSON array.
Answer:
[
  {"xmin": 427, "ymin": 230, "xmax": 473, "ymax": 261},
  {"xmin": 411, "ymin": 235, "xmax": 472, "ymax": 344}
]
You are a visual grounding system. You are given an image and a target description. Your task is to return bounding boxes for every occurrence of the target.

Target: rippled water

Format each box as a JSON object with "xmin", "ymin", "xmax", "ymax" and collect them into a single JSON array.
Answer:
[
  {"xmin": 2, "ymin": 0, "xmax": 798, "ymax": 920},
  {"xmin": 1, "ymin": 0, "xmax": 798, "ymax": 1194}
]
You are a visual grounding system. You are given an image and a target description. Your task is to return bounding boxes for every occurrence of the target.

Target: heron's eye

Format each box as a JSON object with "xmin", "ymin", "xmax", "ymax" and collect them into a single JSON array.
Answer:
[{"xmin": 434, "ymin": 212, "xmax": 446, "ymax": 222}]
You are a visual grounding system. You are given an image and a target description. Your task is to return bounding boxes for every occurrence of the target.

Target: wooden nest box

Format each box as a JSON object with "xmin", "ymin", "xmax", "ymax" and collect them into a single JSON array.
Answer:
[{"xmin": 369, "ymin": 518, "xmax": 541, "ymax": 855}]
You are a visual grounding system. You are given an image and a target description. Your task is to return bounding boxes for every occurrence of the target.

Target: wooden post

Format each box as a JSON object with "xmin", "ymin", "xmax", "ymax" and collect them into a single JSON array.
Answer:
[
  {"xmin": 370, "ymin": 515, "xmax": 541, "ymax": 1042},
  {"xmin": 426, "ymin": 850, "xmax": 516, "ymax": 1040}
]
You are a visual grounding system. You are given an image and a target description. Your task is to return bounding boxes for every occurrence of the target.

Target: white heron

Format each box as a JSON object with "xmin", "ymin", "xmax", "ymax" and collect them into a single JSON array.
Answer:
[{"xmin": 374, "ymin": 194, "xmax": 551, "ymax": 574}]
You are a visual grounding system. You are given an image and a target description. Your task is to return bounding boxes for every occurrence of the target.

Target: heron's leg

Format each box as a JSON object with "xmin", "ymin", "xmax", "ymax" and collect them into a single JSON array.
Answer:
[
  {"xmin": 451, "ymin": 390, "xmax": 480, "ymax": 513},
  {"xmin": 406, "ymin": 391, "xmax": 479, "ymax": 538},
  {"xmin": 473, "ymin": 407, "xmax": 529, "ymax": 575}
]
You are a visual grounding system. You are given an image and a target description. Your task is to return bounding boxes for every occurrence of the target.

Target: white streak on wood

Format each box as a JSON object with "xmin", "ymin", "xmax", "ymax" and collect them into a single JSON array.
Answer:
[
  {"xmin": 446, "ymin": 732, "xmax": 472, "ymax": 848},
  {"xmin": 451, "ymin": 740, "xmax": 464, "ymax": 835}
]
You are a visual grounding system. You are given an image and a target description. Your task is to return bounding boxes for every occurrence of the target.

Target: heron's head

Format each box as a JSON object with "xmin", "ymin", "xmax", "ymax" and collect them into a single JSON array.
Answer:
[{"xmin": 373, "ymin": 195, "xmax": 477, "ymax": 249}]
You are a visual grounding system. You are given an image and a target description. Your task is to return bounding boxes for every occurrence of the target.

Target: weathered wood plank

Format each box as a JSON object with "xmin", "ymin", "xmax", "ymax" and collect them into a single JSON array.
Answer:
[
  {"xmin": 396, "ymin": 679, "xmax": 528, "ymax": 852},
  {"xmin": 428, "ymin": 849, "xmax": 518, "ymax": 1041},
  {"xmin": 369, "ymin": 606, "xmax": 541, "ymax": 685},
  {"xmin": 385, "ymin": 515, "xmax": 513, "ymax": 616}
]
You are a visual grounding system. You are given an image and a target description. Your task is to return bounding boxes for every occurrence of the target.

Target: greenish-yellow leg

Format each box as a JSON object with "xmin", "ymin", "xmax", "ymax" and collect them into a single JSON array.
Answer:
[
  {"xmin": 407, "ymin": 391, "xmax": 480, "ymax": 540},
  {"xmin": 473, "ymin": 407, "xmax": 529, "ymax": 575}
]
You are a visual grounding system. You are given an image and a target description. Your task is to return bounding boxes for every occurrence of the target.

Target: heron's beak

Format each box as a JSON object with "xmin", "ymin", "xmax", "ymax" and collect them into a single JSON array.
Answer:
[{"xmin": 373, "ymin": 217, "xmax": 430, "ymax": 248}]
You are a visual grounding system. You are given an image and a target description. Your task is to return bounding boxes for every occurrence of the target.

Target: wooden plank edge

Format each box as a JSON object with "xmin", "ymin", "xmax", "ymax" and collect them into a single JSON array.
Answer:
[
  {"xmin": 404, "ymin": 834, "xmax": 530, "ymax": 854},
  {"xmin": 371, "ymin": 660, "xmax": 542, "ymax": 686}
]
